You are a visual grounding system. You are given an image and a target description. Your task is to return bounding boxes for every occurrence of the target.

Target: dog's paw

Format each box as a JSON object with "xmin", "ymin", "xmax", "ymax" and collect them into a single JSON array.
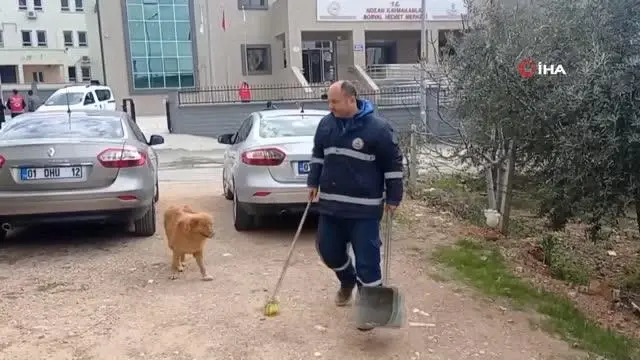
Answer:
[
  {"xmin": 177, "ymin": 266, "xmax": 184, "ymax": 272},
  {"xmin": 201, "ymin": 275, "xmax": 214, "ymax": 281},
  {"xmin": 169, "ymin": 273, "xmax": 179, "ymax": 280}
]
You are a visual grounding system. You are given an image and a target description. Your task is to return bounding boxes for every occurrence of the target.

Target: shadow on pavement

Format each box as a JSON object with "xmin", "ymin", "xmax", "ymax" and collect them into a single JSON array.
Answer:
[{"xmin": 0, "ymin": 223, "xmax": 139, "ymax": 264}]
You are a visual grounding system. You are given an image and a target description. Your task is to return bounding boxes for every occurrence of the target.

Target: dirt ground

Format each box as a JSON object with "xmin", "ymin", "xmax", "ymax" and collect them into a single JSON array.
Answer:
[{"xmin": 0, "ymin": 182, "xmax": 587, "ymax": 360}]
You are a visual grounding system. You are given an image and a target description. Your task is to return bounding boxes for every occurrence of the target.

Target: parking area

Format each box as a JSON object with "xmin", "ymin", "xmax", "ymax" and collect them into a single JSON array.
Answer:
[{"xmin": 0, "ymin": 161, "xmax": 587, "ymax": 360}]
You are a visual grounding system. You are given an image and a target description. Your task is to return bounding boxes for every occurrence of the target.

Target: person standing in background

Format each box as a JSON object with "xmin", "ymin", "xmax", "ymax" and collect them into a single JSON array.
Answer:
[
  {"xmin": 0, "ymin": 98, "xmax": 5, "ymax": 129},
  {"xmin": 6, "ymin": 89, "xmax": 26, "ymax": 118},
  {"xmin": 26, "ymin": 90, "xmax": 41, "ymax": 112}
]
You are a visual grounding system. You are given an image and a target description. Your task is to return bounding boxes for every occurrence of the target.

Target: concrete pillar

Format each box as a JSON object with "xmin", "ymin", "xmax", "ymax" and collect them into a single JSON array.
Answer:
[
  {"xmin": 288, "ymin": 30, "xmax": 302, "ymax": 69},
  {"xmin": 59, "ymin": 66, "xmax": 65, "ymax": 83},
  {"xmin": 351, "ymin": 29, "xmax": 366, "ymax": 69},
  {"xmin": 17, "ymin": 65, "xmax": 25, "ymax": 84}
]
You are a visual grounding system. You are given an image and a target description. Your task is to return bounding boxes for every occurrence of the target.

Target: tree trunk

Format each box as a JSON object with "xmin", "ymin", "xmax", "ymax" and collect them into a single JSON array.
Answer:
[
  {"xmin": 485, "ymin": 166, "xmax": 497, "ymax": 210},
  {"xmin": 496, "ymin": 163, "xmax": 504, "ymax": 207},
  {"xmin": 499, "ymin": 140, "xmax": 516, "ymax": 234},
  {"xmin": 635, "ymin": 189, "xmax": 640, "ymax": 234}
]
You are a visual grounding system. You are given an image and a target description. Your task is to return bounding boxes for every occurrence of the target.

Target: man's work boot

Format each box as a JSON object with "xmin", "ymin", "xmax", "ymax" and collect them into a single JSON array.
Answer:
[{"xmin": 335, "ymin": 287, "xmax": 354, "ymax": 306}]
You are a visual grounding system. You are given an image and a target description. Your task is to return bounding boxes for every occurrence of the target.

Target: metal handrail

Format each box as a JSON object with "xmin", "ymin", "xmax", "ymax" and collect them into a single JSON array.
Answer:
[{"xmin": 366, "ymin": 63, "xmax": 444, "ymax": 80}]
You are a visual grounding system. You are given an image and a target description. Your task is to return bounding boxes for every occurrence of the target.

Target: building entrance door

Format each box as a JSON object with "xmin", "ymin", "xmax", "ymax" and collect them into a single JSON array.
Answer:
[{"xmin": 301, "ymin": 41, "xmax": 336, "ymax": 84}]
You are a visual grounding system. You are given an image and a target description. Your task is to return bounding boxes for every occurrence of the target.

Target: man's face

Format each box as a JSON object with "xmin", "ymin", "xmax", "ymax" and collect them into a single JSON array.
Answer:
[{"xmin": 328, "ymin": 88, "xmax": 355, "ymax": 118}]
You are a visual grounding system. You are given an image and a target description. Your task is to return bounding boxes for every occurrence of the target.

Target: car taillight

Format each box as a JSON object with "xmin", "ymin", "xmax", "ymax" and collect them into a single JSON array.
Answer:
[
  {"xmin": 0, "ymin": 155, "xmax": 4, "ymax": 168},
  {"xmin": 97, "ymin": 146, "xmax": 147, "ymax": 168},
  {"xmin": 241, "ymin": 147, "xmax": 286, "ymax": 166}
]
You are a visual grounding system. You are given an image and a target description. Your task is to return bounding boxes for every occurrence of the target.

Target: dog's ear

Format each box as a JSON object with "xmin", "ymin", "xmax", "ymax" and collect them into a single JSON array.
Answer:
[{"xmin": 182, "ymin": 205, "xmax": 194, "ymax": 213}]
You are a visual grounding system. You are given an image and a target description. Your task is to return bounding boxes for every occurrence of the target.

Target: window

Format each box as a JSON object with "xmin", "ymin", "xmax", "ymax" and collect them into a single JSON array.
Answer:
[
  {"xmin": 127, "ymin": 118, "xmax": 148, "ymax": 143},
  {"xmin": 77, "ymin": 31, "xmax": 87, "ymax": 47},
  {"xmin": 63, "ymin": 31, "xmax": 73, "ymax": 46},
  {"xmin": 80, "ymin": 66, "xmax": 91, "ymax": 81},
  {"xmin": 238, "ymin": 0, "xmax": 267, "ymax": 10},
  {"xmin": 74, "ymin": 0, "xmax": 83, "ymax": 11},
  {"xmin": 235, "ymin": 117, "xmax": 254, "ymax": 143},
  {"xmin": 61, "ymin": 0, "xmax": 70, "ymax": 11},
  {"xmin": 241, "ymin": 44, "xmax": 272, "ymax": 75},
  {"xmin": 34, "ymin": 0, "xmax": 43, "ymax": 10},
  {"xmin": 125, "ymin": 0, "xmax": 195, "ymax": 90},
  {"xmin": 67, "ymin": 66, "xmax": 77, "ymax": 82},
  {"xmin": 0, "ymin": 116, "xmax": 124, "ymax": 140},
  {"xmin": 259, "ymin": 115, "xmax": 324, "ymax": 138},
  {"xmin": 45, "ymin": 92, "xmax": 83, "ymax": 105},
  {"xmin": 94, "ymin": 89, "xmax": 112, "ymax": 102},
  {"xmin": 36, "ymin": 30, "xmax": 47, "ymax": 47},
  {"xmin": 0, "ymin": 30, "xmax": 4, "ymax": 48},
  {"xmin": 32, "ymin": 72, "xmax": 44, "ymax": 82},
  {"xmin": 18, "ymin": 0, "xmax": 27, "ymax": 10},
  {"xmin": 84, "ymin": 92, "xmax": 95, "ymax": 105},
  {"xmin": 21, "ymin": 30, "xmax": 32, "ymax": 47}
]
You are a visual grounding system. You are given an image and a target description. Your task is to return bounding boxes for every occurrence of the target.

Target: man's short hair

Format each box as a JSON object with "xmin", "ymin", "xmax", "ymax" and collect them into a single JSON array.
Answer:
[
  {"xmin": 12, "ymin": 89, "xmax": 18, "ymax": 94},
  {"xmin": 27, "ymin": 90, "xmax": 33, "ymax": 95},
  {"xmin": 340, "ymin": 81, "xmax": 357, "ymax": 98}
]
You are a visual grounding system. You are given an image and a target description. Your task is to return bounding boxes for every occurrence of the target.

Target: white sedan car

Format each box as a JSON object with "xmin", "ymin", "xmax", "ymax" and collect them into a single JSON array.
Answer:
[{"xmin": 217, "ymin": 108, "xmax": 327, "ymax": 231}]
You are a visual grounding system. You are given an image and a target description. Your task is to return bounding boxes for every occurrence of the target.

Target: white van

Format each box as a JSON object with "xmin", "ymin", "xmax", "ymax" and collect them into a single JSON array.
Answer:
[{"xmin": 37, "ymin": 85, "xmax": 117, "ymax": 112}]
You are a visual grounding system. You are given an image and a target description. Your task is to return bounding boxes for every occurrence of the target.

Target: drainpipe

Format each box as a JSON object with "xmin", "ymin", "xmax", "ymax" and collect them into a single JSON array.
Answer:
[
  {"xmin": 95, "ymin": 0, "xmax": 108, "ymax": 85},
  {"xmin": 419, "ymin": 0, "xmax": 427, "ymax": 127}
]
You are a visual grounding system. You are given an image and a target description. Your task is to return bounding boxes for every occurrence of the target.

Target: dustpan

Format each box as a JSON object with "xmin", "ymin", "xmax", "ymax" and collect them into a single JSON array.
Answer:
[{"xmin": 354, "ymin": 212, "xmax": 406, "ymax": 329}]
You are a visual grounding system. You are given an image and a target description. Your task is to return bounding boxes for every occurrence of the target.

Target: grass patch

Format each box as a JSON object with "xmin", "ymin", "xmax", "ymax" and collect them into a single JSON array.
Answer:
[
  {"xmin": 417, "ymin": 174, "xmax": 486, "ymax": 227},
  {"xmin": 432, "ymin": 238, "xmax": 640, "ymax": 360}
]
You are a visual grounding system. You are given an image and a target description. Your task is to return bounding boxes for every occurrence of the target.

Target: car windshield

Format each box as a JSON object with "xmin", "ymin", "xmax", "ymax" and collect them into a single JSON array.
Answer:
[
  {"xmin": 0, "ymin": 115, "xmax": 124, "ymax": 140},
  {"xmin": 259, "ymin": 115, "xmax": 324, "ymax": 138},
  {"xmin": 44, "ymin": 92, "xmax": 84, "ymax": 106}
]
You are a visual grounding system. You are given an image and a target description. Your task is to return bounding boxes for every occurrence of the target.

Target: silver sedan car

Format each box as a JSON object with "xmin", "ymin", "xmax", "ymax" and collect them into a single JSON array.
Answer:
[
  {"xmin": 217, "ymin": 108, "xmax": 328, "ymax": 231},
  {"xmin": 0, "ymin": 110, "xmax": 164, "ymax": 240}
]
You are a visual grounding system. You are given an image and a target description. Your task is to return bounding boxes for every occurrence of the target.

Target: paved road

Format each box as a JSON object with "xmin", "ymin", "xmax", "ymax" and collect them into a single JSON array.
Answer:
[{"xmin": 0, "ymin": 151, "xmax": 584, "ymax": 360}]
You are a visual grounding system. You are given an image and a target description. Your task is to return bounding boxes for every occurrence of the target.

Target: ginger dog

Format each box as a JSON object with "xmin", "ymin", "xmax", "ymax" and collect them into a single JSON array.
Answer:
[{"xmin": 163, "ymin": 205, "xmax": 215, "ymax": 281}]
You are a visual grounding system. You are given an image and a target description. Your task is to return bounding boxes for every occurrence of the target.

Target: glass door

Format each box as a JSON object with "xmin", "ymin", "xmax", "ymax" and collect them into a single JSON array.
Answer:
[{"xmin": 301, "ymin": 41, "xmax": 337, "ymax": 84}]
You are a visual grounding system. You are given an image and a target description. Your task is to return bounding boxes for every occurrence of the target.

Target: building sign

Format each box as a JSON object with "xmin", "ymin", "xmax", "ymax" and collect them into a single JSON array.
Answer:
[{"xmin": 317, "ymin": 0, "xmax": 466, "ymax": 22}]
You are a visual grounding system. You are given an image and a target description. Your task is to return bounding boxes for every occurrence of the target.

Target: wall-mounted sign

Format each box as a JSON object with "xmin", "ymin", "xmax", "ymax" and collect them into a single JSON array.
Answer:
[
  {"xmin": 317, "ymin": 0, "xmax": 466, "ymax": 22},
  {"xmin": 353, "ymin": 43, "xmax": 364, "ymax": 51}
]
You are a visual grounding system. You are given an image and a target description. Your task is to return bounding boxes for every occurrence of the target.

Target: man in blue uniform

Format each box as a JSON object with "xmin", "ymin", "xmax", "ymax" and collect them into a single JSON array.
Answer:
[{"xmin": 308, "ymin": 80, "xmax": 404, "ymax": 326}]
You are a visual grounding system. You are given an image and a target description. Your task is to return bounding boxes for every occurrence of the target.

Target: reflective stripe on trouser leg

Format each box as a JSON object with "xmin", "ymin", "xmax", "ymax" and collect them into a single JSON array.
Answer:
[
  {"xmin": 349, "ymin": 218, "xmax": 383, "ymax": 288},
  {"xmin": 316, "ymin": 215, "xmax": 357, "ymax": 289}
]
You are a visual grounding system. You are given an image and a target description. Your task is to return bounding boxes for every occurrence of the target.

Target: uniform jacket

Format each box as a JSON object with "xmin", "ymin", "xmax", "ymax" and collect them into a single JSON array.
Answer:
[{"xmin": 307, "ymin": 99, "xmax": 404, "ymax": 219}]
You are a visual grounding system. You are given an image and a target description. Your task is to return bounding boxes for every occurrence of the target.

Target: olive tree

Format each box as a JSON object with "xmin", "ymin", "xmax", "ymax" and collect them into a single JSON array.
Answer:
[{"xmin": 419, "ymin": 0, "xmax": 640, "ymax": 237}]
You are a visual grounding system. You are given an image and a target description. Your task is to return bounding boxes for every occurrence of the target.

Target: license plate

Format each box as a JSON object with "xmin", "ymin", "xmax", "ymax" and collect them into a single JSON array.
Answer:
[
  {"xmin": 297, "ymin": 161, "xmax": 310, "ymax": 175},
  {"xmin": 20, "ymin": 166, "xmax": 83, "ymax": 181}
]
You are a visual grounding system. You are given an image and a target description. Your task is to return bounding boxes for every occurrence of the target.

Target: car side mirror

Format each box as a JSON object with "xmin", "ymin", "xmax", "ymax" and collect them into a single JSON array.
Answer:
[
  {"xmin": 217, "ymin": 133, "xmax": 235, "ymax": 145},
  {"xmin": 148, "ymin": 134, "xmax": 165, "ymax": 146}
]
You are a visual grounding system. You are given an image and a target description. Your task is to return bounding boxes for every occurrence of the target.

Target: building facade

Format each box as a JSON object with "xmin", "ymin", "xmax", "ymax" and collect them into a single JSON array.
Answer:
[
  {"xmin": 0, "ymin": 0, "xmax": 92, "ymax": 90},
  {"xmin": 87, "ymin": 0, "xmax": 465, "ymax": 114}
]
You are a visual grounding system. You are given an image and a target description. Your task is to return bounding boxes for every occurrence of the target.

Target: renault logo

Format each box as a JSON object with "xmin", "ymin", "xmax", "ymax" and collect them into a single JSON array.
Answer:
[{"xmin": 47, "ymin": 148, "xmax": 55, "ymax": 157}]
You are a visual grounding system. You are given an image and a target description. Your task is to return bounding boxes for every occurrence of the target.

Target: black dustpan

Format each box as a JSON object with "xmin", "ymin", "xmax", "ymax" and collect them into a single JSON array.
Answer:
[{"xmin": 354, "ymin": 213, "xmax": 405, "ymax": 329}]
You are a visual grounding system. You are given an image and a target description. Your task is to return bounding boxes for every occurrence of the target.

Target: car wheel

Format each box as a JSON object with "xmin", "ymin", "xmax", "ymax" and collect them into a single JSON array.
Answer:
[
  {"xmin": 133, "ymin": 202, "xmax": 156, "ymax": 237},
  {"xmin": 232, "ymin": 183, "xmax": 255, "ymax": 231},
  {"xmin": 223, "ymin": 172, "xmax": 233, "ymax": 200}
]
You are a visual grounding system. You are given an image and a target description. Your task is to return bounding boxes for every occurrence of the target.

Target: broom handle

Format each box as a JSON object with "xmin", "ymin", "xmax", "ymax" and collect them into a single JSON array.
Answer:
[
  {"xmin": 269, "ymin": 199, "xmax": 312, "ymax": 301},
  {"xmin": 382, "ymin": 211, "xmax": 392, "ymax": 285}
]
